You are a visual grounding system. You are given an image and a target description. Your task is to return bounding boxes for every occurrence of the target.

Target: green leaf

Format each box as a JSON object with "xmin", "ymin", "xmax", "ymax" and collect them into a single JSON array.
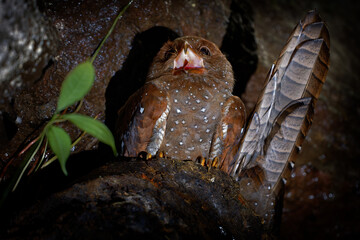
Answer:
[
  {"xmin": 56, "ymin": 61, "xmax": 95, "ymax": 113},
  {"xmin": 62, "ymin": 113, "xmax": 118, "ymax": 156},
  {"xmin": 46, "ymin": 125, "xmax": 72, "ymax": 175}
]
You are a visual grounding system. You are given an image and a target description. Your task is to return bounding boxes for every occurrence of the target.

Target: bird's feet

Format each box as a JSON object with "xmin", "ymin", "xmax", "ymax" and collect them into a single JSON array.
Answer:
[
  {"xmin": 137, "ymin": 151, "xmax": 166, "ymax": 160},
  {"xmin": 196, "ymin": 156, "xmax": 220, "ymax": 169}
]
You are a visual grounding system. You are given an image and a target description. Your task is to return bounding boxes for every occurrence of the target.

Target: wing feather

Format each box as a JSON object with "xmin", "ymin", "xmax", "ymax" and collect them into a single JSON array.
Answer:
[{"xmin": 116, "ymin": 83, "xmax": 169, "ymax": 156}]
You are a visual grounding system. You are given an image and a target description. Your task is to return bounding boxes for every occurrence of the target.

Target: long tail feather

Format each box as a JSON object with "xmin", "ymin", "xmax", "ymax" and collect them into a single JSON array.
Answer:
[{"xmin": 229, "ymin": 10, "xmax": 330, "ymax": 224}]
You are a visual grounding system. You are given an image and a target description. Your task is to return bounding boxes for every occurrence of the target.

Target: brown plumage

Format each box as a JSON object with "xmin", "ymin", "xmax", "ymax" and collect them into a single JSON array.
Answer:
[{"xmin": 116, "ymin": 36, "xmax": 246, "ymax": 171}]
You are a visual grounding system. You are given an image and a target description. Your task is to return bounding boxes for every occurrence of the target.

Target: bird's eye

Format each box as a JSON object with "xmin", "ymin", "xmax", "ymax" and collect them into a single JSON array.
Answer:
[
  {"xmin": 163, "ymin": 47, "xmax": 176, "ymax": 61},
  {"xmin": 200, "ymin": 46, "xmax": 211, "ymax": 56}
]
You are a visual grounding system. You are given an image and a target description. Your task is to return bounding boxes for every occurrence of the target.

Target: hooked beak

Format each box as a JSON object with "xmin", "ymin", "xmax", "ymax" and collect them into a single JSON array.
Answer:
[{"xmin": 173, "ymin": 41, "xmax": 204, "ymax": 73}]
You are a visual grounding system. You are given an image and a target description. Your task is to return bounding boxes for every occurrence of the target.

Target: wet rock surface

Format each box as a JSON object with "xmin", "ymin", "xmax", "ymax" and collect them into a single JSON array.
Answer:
[
  {"xmin": 243, "ymin": 0, "xmax": 360, "ymax": 239},
  {"xmin": 0, "ymin": 0, "xmax": 57, "ymax": 145},
  {"xmin": 1, "ymin": 157, "xmax": 264, "ymax": 240}
]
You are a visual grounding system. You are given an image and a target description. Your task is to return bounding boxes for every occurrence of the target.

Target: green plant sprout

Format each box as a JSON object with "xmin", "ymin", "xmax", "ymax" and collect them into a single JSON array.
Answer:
[{"xmin": 2, "ymin": 0, "xmax": 133, "ymax": 194}]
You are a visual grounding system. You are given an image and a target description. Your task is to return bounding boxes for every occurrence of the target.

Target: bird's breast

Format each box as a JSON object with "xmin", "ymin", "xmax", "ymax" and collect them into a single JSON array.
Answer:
[{"xmin": 157, "ymin": 79, "xmax": 232, "ymax": 160}]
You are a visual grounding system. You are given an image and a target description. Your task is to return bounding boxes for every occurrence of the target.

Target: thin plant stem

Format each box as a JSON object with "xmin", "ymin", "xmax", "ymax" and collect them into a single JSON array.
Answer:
[
  {"xmin": 41, "ymin": 131, "xmax": 87, "ymax": 169},
  {"xmin": 35, "ymin": 139, "xmax": 48, "ymax": 172},
  {"xmin": 0, "ymin": 135, "xmax": 40, "ymax": 179},
  {"xmin": 74, "ymin": 99, "xmax": 84, "ymax": 113},
  {"xmin": 12, "ymin": 135, "xmax": 44, "ymax": 191},
  {"xmin": 90, "ymin": 0, "xmax": 133, "ymax": 64},
  {"xmin": 18, "ymin": 136, "xmax": 41, "ymax": 157},
  {"xmin": 40, "ymin": 155, "xmax": 57, "ymax": 169}
]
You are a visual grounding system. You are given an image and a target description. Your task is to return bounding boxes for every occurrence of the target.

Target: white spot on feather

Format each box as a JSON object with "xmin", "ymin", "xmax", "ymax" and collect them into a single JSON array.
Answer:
[
  {"xmin": 290, "ymin": 161, "xmax": 295, "ymax": 168},
  {"xmin": 282, "ymin": 178, "xmax": 287, "ymax": 184}
]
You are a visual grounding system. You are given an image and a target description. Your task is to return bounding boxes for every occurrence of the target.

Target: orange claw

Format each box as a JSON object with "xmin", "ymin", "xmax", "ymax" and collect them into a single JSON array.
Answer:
[
  {"xmin": 146, "ymin": 153, "xmax": 152, "ymax": 160},
  {"xmin": 211, "ymin": 157, "xmax": 219, "ymax": 168},
  {"xmin": 200, "ymin": 157, "xmax": 206, "ymax": 166}
]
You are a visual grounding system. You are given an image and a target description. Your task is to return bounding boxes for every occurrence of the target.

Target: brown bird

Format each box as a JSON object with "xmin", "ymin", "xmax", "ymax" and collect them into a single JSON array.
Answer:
[{"xmin": 116, "ymin": 36, "xmax": 246, "ymax": 171}]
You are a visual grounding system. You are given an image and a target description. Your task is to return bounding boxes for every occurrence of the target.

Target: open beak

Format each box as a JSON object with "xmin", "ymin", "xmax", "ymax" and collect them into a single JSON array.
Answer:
[{"xmin": 173, "ymin": 41, "xmax": 204, "ymax": 72}]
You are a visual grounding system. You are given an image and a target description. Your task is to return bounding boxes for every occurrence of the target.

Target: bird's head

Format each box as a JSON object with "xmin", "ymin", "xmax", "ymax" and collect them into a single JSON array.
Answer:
[{"xmin": 147, "ymin": 36, "xmax": 234, "ymax": 87}]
